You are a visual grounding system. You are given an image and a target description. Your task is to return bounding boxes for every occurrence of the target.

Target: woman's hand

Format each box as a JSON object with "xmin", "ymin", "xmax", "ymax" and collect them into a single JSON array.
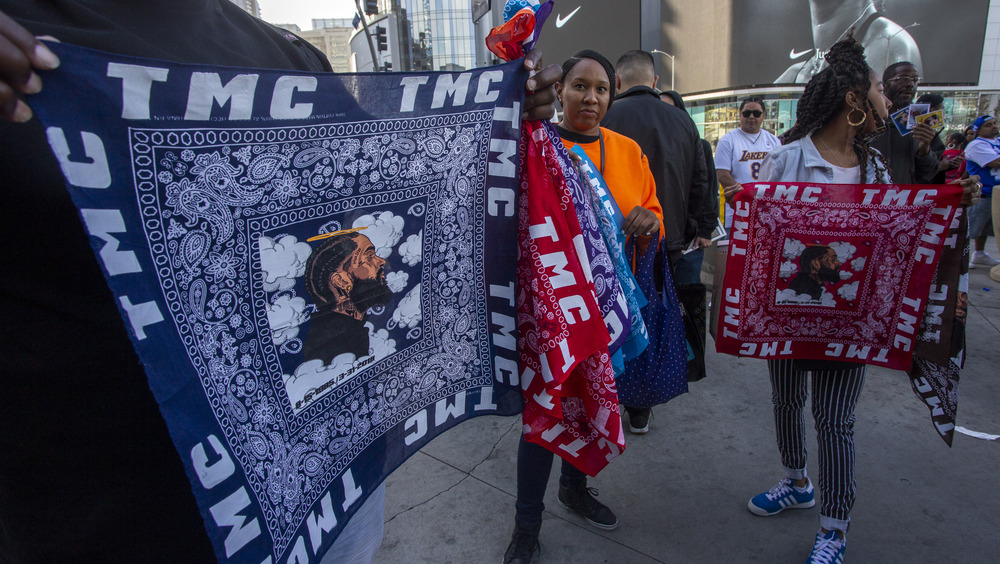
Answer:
[
  {"xmin": 0, "ymin": 9, "xmax": 59, "ymax": 122},
  {"xmin": 522, "ymin": 48, "xmax": 560, "ymax": 122},
  {"xmin": 622, "ymin": 206, "xmax": 659, "ymax": 237},
  {"xmin": 953, "ymin": 174, "xmax": 982, "ymax": 207},
  {"xmin": 722, "ymin": 183, "xmax": 743, "ymax": 208}
]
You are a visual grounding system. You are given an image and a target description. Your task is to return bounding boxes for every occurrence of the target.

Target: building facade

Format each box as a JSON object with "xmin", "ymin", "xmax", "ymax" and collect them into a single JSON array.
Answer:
[
  {"xmin": 366, "ymin": 0, "xmax": 477, "ymax": 72},
  {"xmin": 534, "ymin": 0, "xmax": 1000, "ymax": 148},
  {"xmin": 228, "ymin": 0, "xmax": 260, "ymax": 19},
  {"xmin": 301, "ymin": 19, "xmax": 355, "ymax": 73}
]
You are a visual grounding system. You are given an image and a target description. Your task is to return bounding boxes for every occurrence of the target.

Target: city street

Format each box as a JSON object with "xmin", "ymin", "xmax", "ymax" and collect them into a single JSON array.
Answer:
[{"xmin": 380, "ymin": 243, "xmax": 1000, "ymax": 563}]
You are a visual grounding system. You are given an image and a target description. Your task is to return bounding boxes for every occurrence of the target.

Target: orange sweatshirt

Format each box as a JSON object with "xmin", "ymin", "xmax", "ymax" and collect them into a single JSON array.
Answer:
[{"xmin": 557, "ymin": 126, "xmax": 665, "ymax": 238}]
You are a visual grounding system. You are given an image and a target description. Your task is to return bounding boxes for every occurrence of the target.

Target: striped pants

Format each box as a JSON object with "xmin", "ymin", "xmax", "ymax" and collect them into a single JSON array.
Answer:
[{"xmin": 767, "ymin": 359, "xmax": 866, "ymax": 532}]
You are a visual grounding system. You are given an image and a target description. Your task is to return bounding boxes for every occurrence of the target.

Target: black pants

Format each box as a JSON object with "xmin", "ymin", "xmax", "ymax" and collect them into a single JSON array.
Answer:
[{"xmin": 514, "ymin": 436, "xmax": 587, "ymax": 526}]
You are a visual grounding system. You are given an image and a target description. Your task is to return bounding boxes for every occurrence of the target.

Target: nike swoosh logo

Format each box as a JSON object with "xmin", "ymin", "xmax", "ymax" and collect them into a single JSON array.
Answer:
[
  {"xmin": 555, "ymin": 6, "xmax": 581, "ymax": 28},
  {"xmin": 789, "ymin": 48, "xmax": 813, "ymax": 59}
]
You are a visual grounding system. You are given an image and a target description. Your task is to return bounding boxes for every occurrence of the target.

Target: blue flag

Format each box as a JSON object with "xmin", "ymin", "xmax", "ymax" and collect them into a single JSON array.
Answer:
[{"xmin": 29, "ymin": 41, "xmax": 526, "ymax": 563}]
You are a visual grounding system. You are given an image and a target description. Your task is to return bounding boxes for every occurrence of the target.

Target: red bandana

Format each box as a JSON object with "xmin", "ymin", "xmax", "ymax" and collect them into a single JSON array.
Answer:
[
  {"xmin": 715, "ymin": 182, "xmax": 963, "ymax": 371},
  {"xmin": 517, "ymin": 121, "xmax": 624, "ymax": 476}
]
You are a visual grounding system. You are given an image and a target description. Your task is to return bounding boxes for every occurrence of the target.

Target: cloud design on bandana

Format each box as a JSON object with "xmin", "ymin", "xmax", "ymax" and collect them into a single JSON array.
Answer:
[
  {"xmin": 365, "ymin": 322, "xmax": 397, "ymax": 359},
  {"xmin": 283, "ymin": 356, "xmax": 355, "ymax": 409},
  {"xmin": 783, "ymin": 238, "xmax": 806, "ymax": 260},
  {"xmin": 392, "ymin": 283, "xmax": 422, "ymax": 329},
  {"xmin": 837, "ymin": 281, "xmax": 859, "ymax": 301},
  {"xmin": 775, "ymin": 288, "xmax": 837, "ymax": 307},
  {"xmin": 829, "ymin": 241, "xmax": 857, "ymax": 263},
  {"xmin": 780, "ymin": 260, "xmax": 799, "ymax": 279},
  {"xmin": 353, "ymin": 212, "xmax": 404, "ymax": 259},
  {"xmin": 386, "ymin": 271, "xmax": 409, "ymax": 293},
  {"xmin": 266, "ymin": 293, "xmax": 309, "ymax": 346},
  {"xmin": 851, "ymin": 257, "xmax": 866, "ymax": 271},
  {"xmin": 259, "ymin": 235, "xmax": 313, "ymax": 292},
  {"xmin": 399, "ymin": 230, "xmax": 423, "ymax": 266},
  {"xmin": 285, "ymin": 318, "xmax": 398, "ymax": 409}
]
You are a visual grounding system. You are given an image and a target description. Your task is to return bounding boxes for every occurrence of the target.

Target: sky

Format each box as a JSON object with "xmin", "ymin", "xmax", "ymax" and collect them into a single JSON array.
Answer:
[{"xmin": 256, "ymin": 0, "xmax": 359, "ymax": 31}]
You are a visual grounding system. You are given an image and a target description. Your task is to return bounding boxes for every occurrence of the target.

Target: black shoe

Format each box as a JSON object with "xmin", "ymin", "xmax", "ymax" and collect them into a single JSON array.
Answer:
[
  {"xmin": 626, "ymin": 407, "xmax": 652, "ymax": 434},
  {"xmin": 503, "ymin": 520, "xmax": 540, "ymax": 564},
  {"xmin": 557, "ymin": 482, "xmax": 619, "ymax": 530}
]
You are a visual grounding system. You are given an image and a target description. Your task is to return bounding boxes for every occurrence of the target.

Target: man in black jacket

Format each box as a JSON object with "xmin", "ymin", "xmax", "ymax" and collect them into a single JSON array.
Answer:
[
  {"xmin": 603, "ymin": 50, "xmax": 708, "ymax": 270},
  {"xmin": 602, "ymin": 50, "xmax": 709, "ymax": 435},
  {"xmin": 660, "ymin": 89, "xmax": 719, "ymax": 285},
  {"xmin": 871, "ymin": 62, "xmax": 939, "ymax": 183}
]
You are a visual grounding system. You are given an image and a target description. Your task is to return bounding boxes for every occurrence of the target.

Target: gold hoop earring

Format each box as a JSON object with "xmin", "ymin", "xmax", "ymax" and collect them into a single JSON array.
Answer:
[{"xmin": 847, "ymin": 107, "xmax": 867, "ymax": 127}]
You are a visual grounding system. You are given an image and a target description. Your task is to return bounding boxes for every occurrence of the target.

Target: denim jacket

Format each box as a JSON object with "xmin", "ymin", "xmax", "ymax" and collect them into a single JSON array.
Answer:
[{"xmin": 760, "ymin": 135, "xmax": 891, "ymax": 184}]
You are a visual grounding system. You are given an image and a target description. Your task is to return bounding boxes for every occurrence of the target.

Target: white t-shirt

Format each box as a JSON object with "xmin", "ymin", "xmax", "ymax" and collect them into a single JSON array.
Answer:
[
  {"xmin": 716, "ymin": 127, "xmax": 782, "ymax": 183},
  {"xmin": 830, "ymin": 163, "xmax": 862, "ymax": 184},
  {"xmin": 964, "ymin": 136, "xmax": 1000, "ymax": 194},
  {"xmin": 715, "ymin": 127, "xmax": 782, "ymax": 231}
]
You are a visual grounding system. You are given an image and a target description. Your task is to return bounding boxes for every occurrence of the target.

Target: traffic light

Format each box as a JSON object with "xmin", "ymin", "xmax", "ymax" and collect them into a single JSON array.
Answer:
[
  {"xmin": 364, "ymin": 0, "xmax": 378, "ymax": 16},
  {"xmin": 375, "ymin": 26, "xmax": 388, "ymax": 52}
]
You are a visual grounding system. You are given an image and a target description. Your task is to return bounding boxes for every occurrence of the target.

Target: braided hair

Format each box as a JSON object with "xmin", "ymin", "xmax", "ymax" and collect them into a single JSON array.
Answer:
[
  {"xmin": 781, "ymin": 33, "xmax": 888, "ymax": 183},
  {"xmin": 304, "ymin": 233, "xmax": 359, "ymax": 310}
]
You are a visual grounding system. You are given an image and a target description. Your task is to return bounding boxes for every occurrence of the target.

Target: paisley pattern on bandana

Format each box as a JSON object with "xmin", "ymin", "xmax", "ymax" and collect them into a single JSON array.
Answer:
[
  {"xmin": 716, "ymin": 182, "xmax": 963, "ymax": 371},
  {"xmin": 29, "ymin": 42, "xmax": 526, "ymax": 562}
]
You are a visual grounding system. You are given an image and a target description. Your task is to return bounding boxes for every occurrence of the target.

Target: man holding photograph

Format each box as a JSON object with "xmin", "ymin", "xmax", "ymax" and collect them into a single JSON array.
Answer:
[{"xmin": 871, "ymin": 62, "xmax": 939, "ymax": 183}]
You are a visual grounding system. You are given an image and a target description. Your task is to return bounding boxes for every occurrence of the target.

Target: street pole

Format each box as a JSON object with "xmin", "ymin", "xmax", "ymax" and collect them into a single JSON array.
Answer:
[
  {"xmin": 354, "ymin": 0, "xmax": 382, "ymax": 71},
  {"xmin": 651, "ymin": 49, "xmax": 675, "ymax": 91}
]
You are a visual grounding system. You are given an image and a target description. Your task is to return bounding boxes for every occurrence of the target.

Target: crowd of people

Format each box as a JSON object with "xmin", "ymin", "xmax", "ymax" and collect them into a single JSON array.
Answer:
[{"xmin": 0, "ymin": 2, "xmax": 991, "ymax": 564}]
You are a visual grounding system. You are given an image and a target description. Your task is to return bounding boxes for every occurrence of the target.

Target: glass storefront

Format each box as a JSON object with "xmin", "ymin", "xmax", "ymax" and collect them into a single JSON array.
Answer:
[
  {"xmin": 687, "ymin": 90, "xmax": 995, "ymax": 150},
  {"xmin": 389, "ymin": 0, "xmax": 476, "ymax": 72}
]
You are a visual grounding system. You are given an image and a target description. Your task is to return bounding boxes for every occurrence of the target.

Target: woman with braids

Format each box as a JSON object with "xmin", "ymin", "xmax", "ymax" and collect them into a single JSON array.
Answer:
[
  {"xmin": 726, "ymin": 33, "xmax": 981, "ymax": 564},
  {"xmin": 730, "ymin": 34, "xmax": 888, "ymax": 564}
]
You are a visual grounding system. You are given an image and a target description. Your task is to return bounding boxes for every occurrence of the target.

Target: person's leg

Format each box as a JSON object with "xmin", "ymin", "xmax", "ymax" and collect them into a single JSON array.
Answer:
[
  {"xmin": 514, "ymin": 437, "xmax": 555, "ymax": 527},
  {"xmin": 748, "ymin": 359, "xmax": 815, "ymax": 516},
  {"xmin": 505, "ymin": 437, "xmax": 555, "ymax": 564},
  {"xmin": 811, "ymin": 363, "xmax": 866, "ymax": 534},
  {"xmin": 625, "ymin": 405, "xmax": 652, "ymax": 434},
  {"xmin": 968, "ymin": 199, "xmax": 998, "ymax": 265},
  {"xmin": 557, "ymin": 457, "xmax": 619, "ymax": 530},
  {"xmin": 672, "ymin": 248, "xmax": 705, "ymax": 285},
  {"xmin": 769, "ymin": 359, "xmax": 808, "ymax": 481}
]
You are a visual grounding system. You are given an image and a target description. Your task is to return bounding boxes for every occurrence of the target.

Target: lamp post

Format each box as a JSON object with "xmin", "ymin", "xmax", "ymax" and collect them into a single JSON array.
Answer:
[
  {"xmin": 651, "ymin": 49, "xmax": 675, "ymax": 92},
  {"xmin": 883, "ymin": 22, "xmax": 920, "ymax": 72}
]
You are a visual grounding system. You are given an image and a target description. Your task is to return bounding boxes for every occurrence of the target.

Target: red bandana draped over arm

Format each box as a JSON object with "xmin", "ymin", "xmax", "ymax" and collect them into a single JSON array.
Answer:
[{"xmin": 516, "ymin": 121, "xmax": 624, "ymax": 476}]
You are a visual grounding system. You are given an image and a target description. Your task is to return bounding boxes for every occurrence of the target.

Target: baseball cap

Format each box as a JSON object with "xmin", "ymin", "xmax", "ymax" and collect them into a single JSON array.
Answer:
[{"xmin": 971, "ymin": 115, "xmax": 995, "ymax": 131}]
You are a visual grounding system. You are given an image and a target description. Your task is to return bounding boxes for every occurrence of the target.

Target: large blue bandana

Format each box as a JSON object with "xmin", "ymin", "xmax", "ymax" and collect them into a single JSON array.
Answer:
[{"xmin": 29, "ymin": 42, "xmax": 526, "ymax": 563}]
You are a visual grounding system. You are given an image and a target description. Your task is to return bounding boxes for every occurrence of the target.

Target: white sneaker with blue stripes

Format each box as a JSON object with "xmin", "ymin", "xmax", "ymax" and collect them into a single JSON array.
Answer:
[{"xmin": 747, "ymin": 477, "xmax": 816, "ymax": 516}]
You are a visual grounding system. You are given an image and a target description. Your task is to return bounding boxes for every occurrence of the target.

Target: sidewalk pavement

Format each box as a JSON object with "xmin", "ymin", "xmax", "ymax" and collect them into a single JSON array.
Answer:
[{"xmin": 378, "ymin": 242, "xmax": 1000, "ymax": 564}]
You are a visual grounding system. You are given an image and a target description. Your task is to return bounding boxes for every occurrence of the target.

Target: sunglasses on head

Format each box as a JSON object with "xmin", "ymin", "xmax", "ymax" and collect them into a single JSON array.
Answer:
[{"xmin": 742, "ymin": 110, "xmax": 763, "ymax": 118}]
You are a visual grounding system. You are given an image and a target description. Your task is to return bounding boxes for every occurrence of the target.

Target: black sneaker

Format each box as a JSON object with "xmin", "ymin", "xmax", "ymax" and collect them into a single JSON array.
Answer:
[
  {"xmin": 557, "ymin": 482, "xmax": 619, "ymax": 530},
  {"xmin": 503, "ymin": 520, "xmax": 540, "ymax": 564},
  {"xmin": 627, "ymin": 407, "xmax": 652, "ymax": 434}
]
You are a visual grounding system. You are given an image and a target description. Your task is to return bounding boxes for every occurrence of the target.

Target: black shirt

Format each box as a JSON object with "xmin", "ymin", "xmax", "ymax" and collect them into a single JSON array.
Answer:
[{"xmin": 302, "ymin": 310, "xmax": 371, "ymax": 365}]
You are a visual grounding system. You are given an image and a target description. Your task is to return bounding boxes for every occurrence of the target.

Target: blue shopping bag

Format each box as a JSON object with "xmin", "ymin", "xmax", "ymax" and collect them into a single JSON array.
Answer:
[{"xmin": 617, "ymin": 236, "xmax": 689, "ymax": 408}]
